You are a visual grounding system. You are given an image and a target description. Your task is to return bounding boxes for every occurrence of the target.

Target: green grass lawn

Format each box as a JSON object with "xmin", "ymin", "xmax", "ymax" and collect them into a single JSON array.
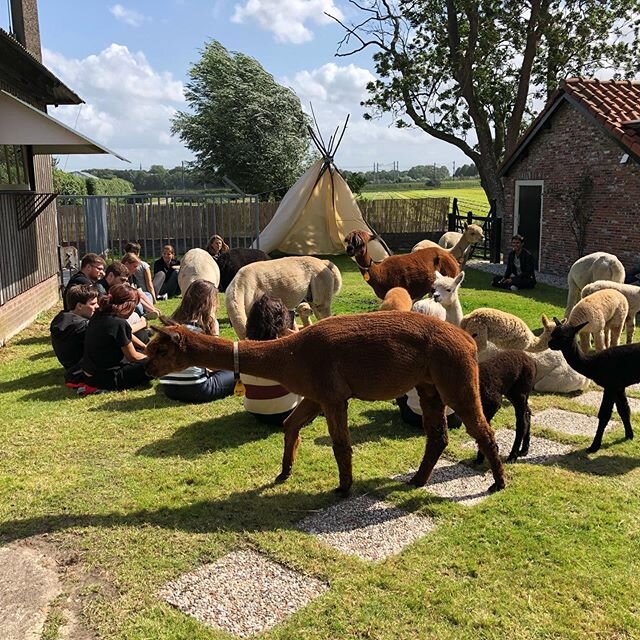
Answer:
[{"xmin": 2, "ymin": 256, "xmax": 640, "ymax": 639}]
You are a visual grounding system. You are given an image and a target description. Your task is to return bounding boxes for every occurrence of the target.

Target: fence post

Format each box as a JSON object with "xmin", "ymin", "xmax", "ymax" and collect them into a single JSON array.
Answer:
[
  {"xmin": 466, "ymin": 210, "xmax": 473, "ymax": 225},
  {"xmin": 490, "ymin": 217, "xmax": 502, "ymax": 263},
  {"xmin": 254, "ymin": 196, "xmax": 260, "ymax": 249}
]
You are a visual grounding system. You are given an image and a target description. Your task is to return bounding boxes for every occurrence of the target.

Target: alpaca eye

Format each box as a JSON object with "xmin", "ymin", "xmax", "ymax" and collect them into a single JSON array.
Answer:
[{"xmin": 447, "ymin": 289, "xmax": 451, "ymax": 292}]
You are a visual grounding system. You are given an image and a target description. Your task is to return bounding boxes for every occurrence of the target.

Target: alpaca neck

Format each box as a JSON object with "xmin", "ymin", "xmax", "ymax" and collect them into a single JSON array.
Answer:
[
  {"xmin": 559, "ymin": 338, "xmax": 592, "ymax": 377},
  {"xmin": 354, "ymin": 248, "xmax": 374, "ymax": 275},
  {"xmin": 444, "ymin": 297, "xmax": 463, "ymax": 326},
  {"xmin": 526, "ymin": 326, "xmax": 552, "ymax": 353}
]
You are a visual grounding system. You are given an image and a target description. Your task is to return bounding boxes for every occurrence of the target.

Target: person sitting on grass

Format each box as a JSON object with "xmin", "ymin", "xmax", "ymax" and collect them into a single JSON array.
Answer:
[
  {"xmin": 158, "ymin": 280, "xmax": 235, "ymax": 403},
  {"xmin": 123, "ymin": 242, "xmax": 157, "ymax": 303},
  {"xmin": 492, "ymin": 234, "xmax": 536, "ymax": 291},
  {"xmin": 121, "ymin": 252, "xmax": 161, "ymax": 320},
  {"xmin": 50, "ymin": 284, "xmax": 98, "ymax": 384},
  {"xmin": 205, "ymin": 234, "xmax": 229, "ymax": 259},
  {"xmin": 82, "ymin": 284, "xmax": 151, "ymax": 391},
  {"xmin": 241, "ymin": 294, "xmax": 301, "ymax": 426},
  {"xmin": 62, "ymin": 253, "xmax": 105, "ymax": 311},
  {"xmin": 153, "ymin": 245, "xmax": 181, "ymax": 299}
]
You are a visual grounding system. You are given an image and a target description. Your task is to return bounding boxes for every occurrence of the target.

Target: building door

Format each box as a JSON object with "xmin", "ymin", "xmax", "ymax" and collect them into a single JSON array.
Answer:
[{"xmin": 514, "ymin": 181, "xmax": 543, "ymax": 270}]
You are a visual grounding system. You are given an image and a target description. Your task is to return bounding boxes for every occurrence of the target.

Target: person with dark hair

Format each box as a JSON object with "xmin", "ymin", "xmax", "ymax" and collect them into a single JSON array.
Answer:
[
  {"xmin": 205, "ymin": 234, "xmax": 229, "ymax": 258},
  {"xmin": 492, "ymin": 234, "xmax": 536, "ymax": 291},
  {"xmin": 124, "ymin": 243, "xmax": 157, "ymax": 302},
  {"xmin": 96, "ymin": 261, "xmax": 129, "ymax": 296},
  {"xmin": 50, "ymin": 284, "xmax": 99, "ymax": 383},
  {"xmin": 82, "ymin": 284, "xmax": 151, "ymax": 391},
  {"xmin": 158, "ymin": 280, "xmax": 235, "ymax": 403},
  {"xmin": 63, "ymin": 253, "xmax": 105, "ymax": 311},
  {"xmin": 153, "ymin": 245, "xmax": 181, "ymax": 299},
  {"xmin": 241, "ymin": 294, "xmax": 301, "ymax": 426}
]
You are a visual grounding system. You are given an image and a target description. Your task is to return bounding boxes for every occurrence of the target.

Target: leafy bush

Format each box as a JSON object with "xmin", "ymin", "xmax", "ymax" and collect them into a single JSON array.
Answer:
[
  {"xmin": 52, "ymin": 168, "xmax": 87, "ymax": 195},
  {"xmin": 85, "ymin": 177, "xmax": 134, "ymax": 196}
]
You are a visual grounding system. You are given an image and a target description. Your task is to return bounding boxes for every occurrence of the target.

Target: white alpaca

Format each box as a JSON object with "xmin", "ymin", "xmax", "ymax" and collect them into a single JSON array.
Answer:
[
  {"xmin": 529, "ymin": 349, "xmax": 590, "ymax": 393},
  {"xmin": 412, "ymin": 223, "xmax": 484, "ymax": 264},
  {"xmin": 178, "ymin": 248, "xmax": 220, "ymax": 293},
  {"xmin": 431, "ymin": 271, "xmax": 465, "ymax": 326},
  {"xmin": 225, "ymin": 256, "xmax": 342, "ymax": 339},
  {"xmin": 581, "ymin": 280, "xmax": 640, "ymax": 344},
  {"xmin": 461, "ymin": 309, "xmax": 553, "ymax": 354},
  {"xmin": 567, "ymin": 289, "xmax": 628, "ymax": 352},
  {"xmin": 565, "ymin": 252, "xmax": 625, "ymax": 317},
  {"xmin": 411, "ymin": 298, "xmax": 446, "ymax": 321}
]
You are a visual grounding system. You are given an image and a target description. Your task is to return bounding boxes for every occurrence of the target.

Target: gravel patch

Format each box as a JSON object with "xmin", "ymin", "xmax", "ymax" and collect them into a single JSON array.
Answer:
[
  {"xmin": 396, "ymin": 459, "xmax": 495, "ymax": 506},
  {"xmin": 533, "ymin": 408, "xmax": 617, "ymax": 436},
  {"xmin": 463, "ymin": 428, "xmax": 573, "ymax": 463},
  {"xmin": 160, "ymin": 550, "xmax": 328, "ymax": 637},
  {"xmin": 466, "ymin": 259, "xmax": 568, "ymax": 289},
  {"xmin": 573, "ymin": 390, "xmax": 640, "ymax": 413},
  {"xmin": 298, "ymin": 494, "xmax": 434, "ymax": 562}
]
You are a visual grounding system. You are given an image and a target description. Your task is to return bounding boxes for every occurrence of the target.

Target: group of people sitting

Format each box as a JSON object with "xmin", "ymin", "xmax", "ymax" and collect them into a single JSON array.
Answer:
[{"xmin": 50, "ymin": 237, "xmax": 300, "ymax": 427}]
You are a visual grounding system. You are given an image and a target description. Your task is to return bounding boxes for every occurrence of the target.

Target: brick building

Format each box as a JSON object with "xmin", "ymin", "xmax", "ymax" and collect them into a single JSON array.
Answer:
[
  {"xmin": 0, "ymin": 0, "xmax": 122, "ymax": 345},
  {"xmin": 499, "ymin": 78, "xmax": 640, "ymax": 277}
]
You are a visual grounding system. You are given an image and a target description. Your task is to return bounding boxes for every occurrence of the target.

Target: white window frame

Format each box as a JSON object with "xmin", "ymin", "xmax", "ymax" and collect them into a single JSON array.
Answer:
[{"xmin": 514, "ymin": 179, "xmax": 544, "ymax": 271}]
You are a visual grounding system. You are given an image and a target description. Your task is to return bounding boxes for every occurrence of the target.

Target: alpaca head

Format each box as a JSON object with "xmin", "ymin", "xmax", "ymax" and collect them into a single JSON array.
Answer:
[
  {"xmin": 145, "ymin": 326, "xmax": 195, "ymax": 378},
  {"xmin": 344, "ymin": 230, "xmax": 372, "ymax": 257},
  {"xmin": 462, "ymin": 223, "xmax": 485, "ymax": 244},
  {"xmin": 432, "ymin": 271, "xmax": 465, "ymax": 306},
  {"xmin": 295, "ymin": 302, "xmax": 314, "ymax": 324},
  {"xmin": 548, "ymin": 317, "xmax": 589, "ymax": 351}
]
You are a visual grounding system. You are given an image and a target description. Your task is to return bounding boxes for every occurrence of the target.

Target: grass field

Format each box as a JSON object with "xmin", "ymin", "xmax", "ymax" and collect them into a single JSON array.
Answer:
[{"xmin": 2, "ymin": 259, "xmax": 640, "ymax": 639}]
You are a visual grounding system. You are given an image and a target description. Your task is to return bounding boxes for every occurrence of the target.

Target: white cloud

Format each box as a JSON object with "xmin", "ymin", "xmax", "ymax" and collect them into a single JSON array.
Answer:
[
  {"xmin": 231, "ymin": 0, "xmax": 343, "ymax": 44},
  {"xmin": 43, "ymin": 44, "xmax": 187, "ymax": 169},
  {"xmin": 109, "ymin": 4, "xmax": 149, "ymax": 27}
]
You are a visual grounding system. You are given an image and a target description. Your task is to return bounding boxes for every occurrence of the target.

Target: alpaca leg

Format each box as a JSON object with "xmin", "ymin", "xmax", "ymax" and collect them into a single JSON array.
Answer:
[
  {"xmin": 408, "ymin": 384, "xmax": 448, "ymax": 487},
  {"xmin": 579, "ymin": 331, "xmax": 591, "ymax": 353},
  {"xmin": 594, "ymin": 330, "xmax": 606, "ymax": 352},
  {"xmin": 626, "ymin": 316, "xmax": 635, "ymax": 345},
  {"xmin": 324, "ymin": 400, "xmax": 353, "ymax": 496},
  {"xmin": 609, "ymin": 322, "xmax": 623, "ymax": 348},
  {"xmin": 614, "ymin": 390, "xmax": 634, "ymax": 440},
  {"xmin": 588, "ymin": 389, "xmax": 616, "ymax": 453},
  {"xmin": 475, "ymin": 398, "xmax": 500, "ymax": 464},
  {"xmin": 508, "ymin": 395, "xmax": 531, "ymax": 462},
  {"xmin": 275, "ymin": 398, "xmax": 322, "ymax": 484}
]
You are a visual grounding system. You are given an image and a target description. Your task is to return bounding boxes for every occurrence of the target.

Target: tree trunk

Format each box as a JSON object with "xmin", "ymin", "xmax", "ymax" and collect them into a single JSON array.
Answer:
[{"xmin": 476, "ymin": 157, "xmax": 506, "ymax": 220}]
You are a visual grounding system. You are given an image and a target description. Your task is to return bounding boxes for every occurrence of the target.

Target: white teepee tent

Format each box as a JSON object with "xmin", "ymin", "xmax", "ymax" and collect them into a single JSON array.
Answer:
[{"xmin": 252, "ymin": 120, "xmax": 390, "ymax": 261}]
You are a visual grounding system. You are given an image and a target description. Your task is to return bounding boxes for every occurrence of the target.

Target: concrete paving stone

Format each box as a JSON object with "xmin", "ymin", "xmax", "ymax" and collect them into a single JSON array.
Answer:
[
  {"xmin": 464, "ymin": 428, "xmax": 574, "ymax": 462},
  {"xmin": 574, "ymin": 390, "xmax": 640, "ymax": 413},
  {"xmin": 532, "ymin": 408, "xmax": 617, "ymax": 437},
  {"xmin": 160, "ymin": 550, "xmax": 328, "ymax": 638},
  {"xmin": 298, "ymin": 494, "xmax": 435, "ymax": 562}
]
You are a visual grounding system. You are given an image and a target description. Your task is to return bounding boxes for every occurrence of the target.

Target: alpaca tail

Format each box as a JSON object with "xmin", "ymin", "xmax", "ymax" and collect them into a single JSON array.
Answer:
[
  {"xmin": 324, "ymin": 260, "xmax": 343, "ymax": 296},
  {"xmin": 224, "ymin": 278, "xmax": 248, "ymax": 339},
  {"xmin": 525, "ymin": 314, "xmax": 554, "ymax": 353}
]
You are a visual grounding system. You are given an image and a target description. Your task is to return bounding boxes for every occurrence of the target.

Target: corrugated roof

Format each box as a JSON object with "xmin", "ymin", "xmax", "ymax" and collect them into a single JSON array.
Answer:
[{"xmin": 500, "ymin": 78, "xmax": 640, "ymax": 175}]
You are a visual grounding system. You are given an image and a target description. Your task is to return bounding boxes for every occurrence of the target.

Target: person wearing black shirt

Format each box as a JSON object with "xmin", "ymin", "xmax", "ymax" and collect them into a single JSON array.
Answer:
[
  {"xmin": 62, "ymin": 253, "xmax": 105, "ymax": 310},
  {"xmin": 152, "ymin": 244, "xmax": 181, "ymax": 298},
  {"xmin": 83, "ymin": 284, "xmax": 150, "ymax": 390},
  {"xmin": 492, "ymin": 234, "xmax": 536, "ymax": 291},
  {"xmin": 50, "ymin": 284, "xmax": 98, "ymax": 382}
]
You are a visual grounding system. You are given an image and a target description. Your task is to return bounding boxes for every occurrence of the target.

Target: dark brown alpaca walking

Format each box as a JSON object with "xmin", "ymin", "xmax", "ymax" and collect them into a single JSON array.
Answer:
[
  {"xmin": 145, "ymin": 312, "xmax": 505, "ymax": 495},
  {"xmin": 344, "ymin": 230, "xmax": 460, "ymax": 300},
  {"xmin": 549, "ymin": 318, "xmax": 639, "ymax": 452}
]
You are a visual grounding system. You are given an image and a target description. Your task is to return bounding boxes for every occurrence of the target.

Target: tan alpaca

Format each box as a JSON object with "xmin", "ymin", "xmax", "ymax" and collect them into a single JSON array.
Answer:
[
  {"xmin": 412, "ymin": 223, "xmax": 485, "ymax": 264},
  {"xmin": 295, "ymin": 302, "xmax": 314, "ymax": 327},
  {"xmin": 379, "ymin": 287, "xmax": 413, "ymax": 311},
  {"xmin": 568, "ymin": 289, "xmax": 628, "ymax": 352},
  {"xmin": 461, "ymin": 309, "xmax": 553, "ymax": 354},
  {"xmin": 146, "ymin": 312, "xmax": 506, "ymax": 495}
]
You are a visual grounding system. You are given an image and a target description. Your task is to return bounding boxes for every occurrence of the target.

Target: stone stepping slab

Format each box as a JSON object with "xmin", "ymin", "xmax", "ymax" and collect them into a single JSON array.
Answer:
[
  {"xmin": 298, "ymin": 494, "xmax": 434, "ymax": 562},
  {"xmin": 533, "ymin": 408, "xmax": 617, "ymax": 437},
  {"xmin": 396, "ymin": 459, "xmax": 496, "ymax": 506},
  {"xmin": 160, "ymin": 550, "xmax": 328, "ymax": 638},
  {"xmin": 574, "ymin": 390, "xmax": 640, "ymax": 413},
  {"xmin": 463, "ymin": 428, "xmax": 573, "ymax": 463}
]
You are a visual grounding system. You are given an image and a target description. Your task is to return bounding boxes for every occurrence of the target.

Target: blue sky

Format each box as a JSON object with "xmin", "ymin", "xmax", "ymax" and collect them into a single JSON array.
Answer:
[{"xmin": 15, "ymin": 1, "xmax": 469, "ymax": 173}]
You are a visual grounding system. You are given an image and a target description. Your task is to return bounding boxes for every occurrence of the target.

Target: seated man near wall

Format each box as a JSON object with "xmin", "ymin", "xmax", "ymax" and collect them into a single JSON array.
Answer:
[
  {"xmin": 62, "ymin": 253, "xmax": 105, "ymax": 311},
  {"xmin": 492, "ymin": 234, "xmax": 536, "ymax": 291},
  {"xmin": 50, "ymin": 284, "xmax": 98, "ymax": 383}
]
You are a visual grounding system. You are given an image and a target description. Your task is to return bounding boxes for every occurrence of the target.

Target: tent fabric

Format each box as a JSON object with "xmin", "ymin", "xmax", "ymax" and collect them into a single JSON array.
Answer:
[{"xmin": 253, "ymin": 157, "xmax": 389, "ymax": 261}]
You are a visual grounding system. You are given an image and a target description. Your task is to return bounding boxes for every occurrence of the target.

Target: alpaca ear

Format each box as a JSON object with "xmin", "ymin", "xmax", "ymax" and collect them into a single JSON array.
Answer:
[
  {"xmin": 541, "ymin": 314, "xmax": 552, "ymax": 329},
  {"xmin": 455, "ymin": 271, "xmax": 465, "ymax": 286},
  {"xmin": 553, "ymin": 316, "xmax": 562, "ymax": 326},
  {"xmin": 463, "ymin": 222, "xmax": 468, "ymax": 230},
  {"xmin": 156, "ymin": 325, "xmax": 186, "ymax": 349},
  {"xmin": 573, "ymin": 320, "xmax": 589, "ymax": 333},
  {"xmin": 159, "ymin": 314, "xmax": 178, "ymax": 327},
  {"xmin": 434, "ymin": 270, "xmax": 443, "ymax": 279}
]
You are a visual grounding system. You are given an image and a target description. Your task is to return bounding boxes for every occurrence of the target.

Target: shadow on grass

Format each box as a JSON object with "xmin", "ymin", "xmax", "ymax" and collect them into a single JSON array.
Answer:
[
  {"xmin": 137, "ymin": 413, "xmax": 279, "ymax": 458},
  {"xmin": 12, "ymin": 335, "xmax": 52, "ymax": 347},
  {"xmin": 0, "ymin": 367, "xmax": 61, "ymax": 394}
]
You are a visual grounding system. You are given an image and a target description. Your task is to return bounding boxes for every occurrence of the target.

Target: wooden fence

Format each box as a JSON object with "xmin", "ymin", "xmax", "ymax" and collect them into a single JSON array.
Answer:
[{"xmin": 359, "ymin": 197, "xmax": 449, "ymax": 234}]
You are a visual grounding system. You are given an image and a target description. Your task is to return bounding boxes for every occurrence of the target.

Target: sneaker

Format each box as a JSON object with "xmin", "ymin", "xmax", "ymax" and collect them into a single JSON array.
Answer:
[
  {"xmin": 157, "ymin": 293, "xmax": 168, "ymax": 301},
  {"xmin": 510, "ymin": 285, "xmax": 518, "ymax": 292}
]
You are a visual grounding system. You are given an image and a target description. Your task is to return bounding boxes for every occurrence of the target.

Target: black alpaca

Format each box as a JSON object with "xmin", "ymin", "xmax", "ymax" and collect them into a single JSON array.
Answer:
[
  {"xmin": 215, "ymin": 248, "xmax": 270, "ymax": 292},
  {"xmin": 475, "ymin": 350, "xmax": 536, "ymax": 464},
  {"xmin": 548, "ymin": 318, "xmax": 637, "ymax": 452}
]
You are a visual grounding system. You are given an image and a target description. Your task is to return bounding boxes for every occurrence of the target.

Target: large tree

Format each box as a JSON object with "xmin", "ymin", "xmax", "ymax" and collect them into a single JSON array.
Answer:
[
  {"xmin": 172, "ymin": 41, "xmax": 309, "ymax": 195},
  {"xmin": 332, "ymin": 1, "xmax": 640, "ymax": 216}
]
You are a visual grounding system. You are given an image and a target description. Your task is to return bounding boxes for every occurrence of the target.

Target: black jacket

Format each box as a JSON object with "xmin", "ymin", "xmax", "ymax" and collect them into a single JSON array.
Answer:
[{"xmin": 504, "ymin": 248, "xmax": 536, "ymax": 281}]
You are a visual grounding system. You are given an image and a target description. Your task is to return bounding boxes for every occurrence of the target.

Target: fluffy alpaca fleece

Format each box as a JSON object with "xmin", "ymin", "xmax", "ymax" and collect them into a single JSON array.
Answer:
[
  {"xmin": 215, "ymin": 247, "xmax": 270, "ymax": 293},
  {"xmin": 178, "ymin": 248, "xmax": 220, "ymax": 293},
  {"xmin": 475, "ymin": 350, "xmax": 536, "ymax": 463},
  {"xmin": 431, "ymin": 271, "xmax": 465, "ymax": 326},
  {"xmin": 344, "ymin": 229, "xmax": 459, "ymax": 300},
  {"xmin": 565, "ymin": 251, "xmax": 625, "ymax": 317},
  {"xmin": 379, "ymin": 287, "xmax": 413, "ymax": 311},
  {"xmin": 461, "ymin": 309, "xmax": 553, "ymax": 353},
  {"xmin": 581, "ymin": 280, "xmax": 640, "ymax": 344},
  {"xmin": 225, "ymin": 256, "xmax": 342, "ymax": 339},
  {"xmin": 145, "ymin": 312, "xmax": 506, "ymax": 494},
  {"xmin": 412, "ymin": 223, "xmax": 484, "ymax": 264},
  {"xmin": 567, "ymin": 289, "xmax": 628, "ymax": 352},
  {"xmin": 412, "ymin": 298, "xmax": 446, "ymax": 321},
  {"xmin": 549, "ymin": 318, "xmax": 639, "ymax": 452}
]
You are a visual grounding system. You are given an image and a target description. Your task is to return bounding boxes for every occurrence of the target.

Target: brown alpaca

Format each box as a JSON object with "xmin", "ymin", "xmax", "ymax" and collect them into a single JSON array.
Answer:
[
  {"xmin": 344, "ymin": 230, "xmax": 460, "ymax": 300},
  {"xmin": 146, "ymin": 312, "xmax": 505, "ymax": 495},
  {"xmin": 379, "ymin": 287, "xmax": 413, "ymax": 311}
]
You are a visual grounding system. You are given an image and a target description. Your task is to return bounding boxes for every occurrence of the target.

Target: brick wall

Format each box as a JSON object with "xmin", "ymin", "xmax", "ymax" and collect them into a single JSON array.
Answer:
[
  {"xmin": 0, "ymin": 275, "xmax": 59, "ymax": 346},
  {"xmin": 503, "ymin": 100, "xmax": 640, "ymax": 276}
]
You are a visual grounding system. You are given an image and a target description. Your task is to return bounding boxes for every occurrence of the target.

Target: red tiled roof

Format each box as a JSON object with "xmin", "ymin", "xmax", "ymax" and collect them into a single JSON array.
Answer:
[{"xmin": 500, "ymin": 77, "xmax": 640, "ymax": 175}]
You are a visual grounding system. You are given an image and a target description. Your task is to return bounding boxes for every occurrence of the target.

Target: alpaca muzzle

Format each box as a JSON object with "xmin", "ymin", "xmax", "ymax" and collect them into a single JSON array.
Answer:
[{"xmin": 345, "ymin": 244, "xmax": 356, "ymax": 256}]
